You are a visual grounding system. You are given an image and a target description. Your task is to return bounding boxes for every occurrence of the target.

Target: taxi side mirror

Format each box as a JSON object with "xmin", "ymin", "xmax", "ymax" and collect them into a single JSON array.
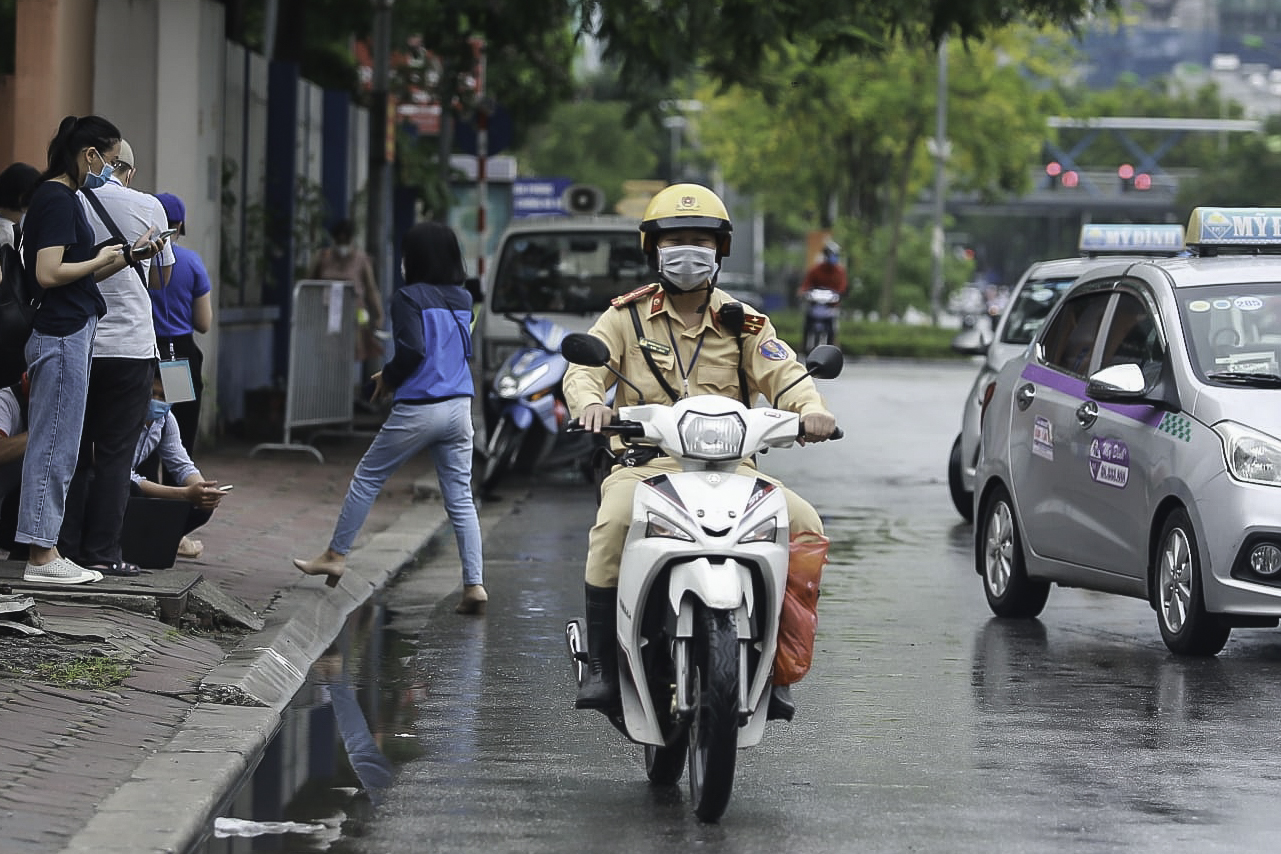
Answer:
[{"xmin": 1086, "ymin": 363, "xmax": 1146, "ymax": 399}]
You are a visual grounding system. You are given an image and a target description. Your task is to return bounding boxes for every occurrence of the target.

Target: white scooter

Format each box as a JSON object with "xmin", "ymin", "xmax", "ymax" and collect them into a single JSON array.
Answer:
[{"xmin": 561, "ymin": 333, "xmax": 843, "ymax": 823}]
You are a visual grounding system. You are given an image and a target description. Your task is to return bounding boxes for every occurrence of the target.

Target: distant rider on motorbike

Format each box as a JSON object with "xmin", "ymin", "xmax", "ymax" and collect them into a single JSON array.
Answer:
[
  {"xmin": 563, "ymin": 183, "xmax": 837, "ymax": 721},
  {"xmin": 798, "ymin": 239, "xmax": 848, "ymax": 298}
]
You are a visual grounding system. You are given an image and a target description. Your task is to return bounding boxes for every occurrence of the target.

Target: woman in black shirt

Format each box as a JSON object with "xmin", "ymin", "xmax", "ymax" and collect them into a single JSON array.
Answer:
[{"xmin": 14, "ymin": 116, "xmax": 160, "ymax": 584}]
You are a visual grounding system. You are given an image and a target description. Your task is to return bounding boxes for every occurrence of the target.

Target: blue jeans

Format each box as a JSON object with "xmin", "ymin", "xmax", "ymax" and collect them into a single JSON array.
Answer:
[
  {"xmin": 330, "ymin": 397, "xmax": 483, "ymax": 585},
  {"xmin": 17, "ymin": 318, "xmax": 97, "ymax": 548}
]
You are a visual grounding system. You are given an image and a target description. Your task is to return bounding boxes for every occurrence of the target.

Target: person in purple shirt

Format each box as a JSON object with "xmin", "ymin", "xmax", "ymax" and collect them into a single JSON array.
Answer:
[{"xmin": 150, "ymin": 192, "xmax": 211, "ymax": 455}]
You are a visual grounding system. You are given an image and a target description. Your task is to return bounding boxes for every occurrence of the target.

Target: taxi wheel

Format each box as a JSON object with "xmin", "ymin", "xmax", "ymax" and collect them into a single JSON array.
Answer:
[
  {"xmin": 1155, "ymin": 510, "xmax": 1230, "ymax": 656},
  {"xmin": 948, "ymin": 435, "xmax": 973, "ymax": 523},
  {"xmin": 979, "ymin": 486, "xmax": 1049, "ymax": 618}
]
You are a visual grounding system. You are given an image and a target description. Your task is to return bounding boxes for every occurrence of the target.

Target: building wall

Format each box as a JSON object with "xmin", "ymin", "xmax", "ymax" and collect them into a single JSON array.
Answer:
[{"xmin": 12, "ymin": 0, "xmax": 97, "ymax": 166}]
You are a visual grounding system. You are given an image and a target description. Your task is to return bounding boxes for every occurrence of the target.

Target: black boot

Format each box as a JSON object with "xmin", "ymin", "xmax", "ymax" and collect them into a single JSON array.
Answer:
[
  {"xmin": 575, "ymin": 584, "xmax": 619, "ymax": 710},
  {"xmin": 767, "ymin": 684, "xmax": 795, "ymax": 721}
]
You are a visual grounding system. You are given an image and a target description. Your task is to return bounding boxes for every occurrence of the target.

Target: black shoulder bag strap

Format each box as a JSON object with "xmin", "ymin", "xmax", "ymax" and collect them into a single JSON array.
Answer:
[
  {"xmin": 627, "ymin": 301, "xmax": 681, "ymax": 404},
  {"xmin": 734, "ymin": 334, "xmax": 750, "ymax": 407},
  {"xmin": 80, "ymin": 187, "xmax": 149, "ymax": 289}
]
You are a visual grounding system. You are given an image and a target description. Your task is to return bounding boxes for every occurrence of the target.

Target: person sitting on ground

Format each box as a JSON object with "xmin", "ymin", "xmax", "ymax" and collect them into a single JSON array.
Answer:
[
  {"xmin": 0, "ymin": 161, "xmax": 39, "ymax": 249},
  {"xmin": 131, "ymin": 375, "xmax": 225, "ymax": 559},
  {"xmin": 0, "ymin": 377, "xmax": 29, "ymax": 560}
]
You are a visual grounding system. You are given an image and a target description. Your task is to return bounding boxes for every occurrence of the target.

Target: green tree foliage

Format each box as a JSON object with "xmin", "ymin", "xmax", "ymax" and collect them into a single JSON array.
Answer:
[
  {"xmin": 1175, "ymin": 116, "xmax": 1281, "ymax": 216},
  {"xmin": 579, "ymin": 0, "xmax": 1114, "ymax": 105},
  {"xmin": 393, "ymin": 0, "xmax": 577, "ymax": 151},
  {"xmin": 517, "ymin": 100, "xmax": 662, "ymax": 208},
  {"xmin": 223, "ymin": 0, "xmax": 576, "ymax": 153},
  {"xmin": 697, "ymin": 26, "xmax": 1067, "ymax": 315}
]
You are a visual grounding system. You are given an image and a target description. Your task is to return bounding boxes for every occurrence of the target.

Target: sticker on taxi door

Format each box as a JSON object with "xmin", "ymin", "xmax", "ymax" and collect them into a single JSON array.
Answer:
[
  {"xmin": 1032, "ymin": 416, "xmax": 1054, "ymax": 460},
  {"xmin": 1089, "ymin": 437, "xmax": 1129, "ymax": 488}
]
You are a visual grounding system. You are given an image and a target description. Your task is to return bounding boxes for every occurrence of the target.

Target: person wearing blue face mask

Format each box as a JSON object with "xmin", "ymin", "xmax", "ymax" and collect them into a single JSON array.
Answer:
[
  {"xmin": 128, "ymin": 374, "xmax": 225, "ymax": 559},
  {"xmin": 14, "ymin": 115, "xmax": 148, "ymax": 585}
]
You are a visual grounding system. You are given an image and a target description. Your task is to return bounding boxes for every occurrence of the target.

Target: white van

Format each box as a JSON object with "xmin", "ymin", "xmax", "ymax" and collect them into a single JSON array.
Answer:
[{"xmin": 476, "ymin": 214, "xmax": 646, "ymax": 384}]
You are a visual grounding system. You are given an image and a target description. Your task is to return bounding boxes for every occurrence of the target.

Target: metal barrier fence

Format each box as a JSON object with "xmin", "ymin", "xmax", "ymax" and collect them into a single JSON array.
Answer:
[{"xmin": 250, "ymin": 279, "xmax": 359, "ymax": 463}]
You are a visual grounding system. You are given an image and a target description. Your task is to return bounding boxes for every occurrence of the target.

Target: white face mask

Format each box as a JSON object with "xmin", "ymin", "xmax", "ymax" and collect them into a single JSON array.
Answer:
[
  {"xmin": 335, "ymin": 244, "xmax": 353, "ymax": 258},
  {"xmin": 657, "ymin": 245, "xmax": 718, "ymax": 291}
]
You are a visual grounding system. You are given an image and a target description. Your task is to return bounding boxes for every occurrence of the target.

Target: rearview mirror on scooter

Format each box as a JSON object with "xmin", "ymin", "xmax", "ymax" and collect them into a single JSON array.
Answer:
[
  {"xmin": 773, "ymin": 344, "xmax": 844, "ymax": 408},
  {"xmin": 561, "ymin": 332, "xmax": 612, "ymax": 367},
  {"xmin": 805, "ymin": 344, "xmax": 844, "ymax": 380}
]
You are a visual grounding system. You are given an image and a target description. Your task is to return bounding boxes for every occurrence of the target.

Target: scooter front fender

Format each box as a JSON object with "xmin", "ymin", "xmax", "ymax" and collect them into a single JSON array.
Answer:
[
  {"xmin": 668, "ymin": 558, "xmax": 754, "ymax": 616},
  {"xmin": 503, "ymin": 402, "xmax": 535, "ymax": 431}
]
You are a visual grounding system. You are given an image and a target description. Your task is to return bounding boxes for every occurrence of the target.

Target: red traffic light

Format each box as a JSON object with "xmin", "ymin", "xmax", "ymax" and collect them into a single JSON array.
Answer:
[
  {"xmin": 1134, "ymin": 173, "xmax": 1152, "ymax": 191},
  {"xmin": 1117, "ymin": 163, "xmax": 1135, "ymax": 180},
  {"xmin": 1062, "ymin": 170, "xmax": 1079, "ymax": 188},
  {"xmin": 1045, "ymin": 161, "xmax": 1063, "ymax": 177}
]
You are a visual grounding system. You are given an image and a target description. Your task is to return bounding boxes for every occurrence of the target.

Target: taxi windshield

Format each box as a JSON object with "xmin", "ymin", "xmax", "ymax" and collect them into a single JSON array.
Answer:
[
  {"xmin": 1000, "ymin": 276, "xmax": 1078, "ymax": 345},
  {"xmin": 1180, "ymin": 284, "xmax": 1281, "ymax": 384},
  {"xmin": 491, "ymin": 231, "xmax": 651, "ymax": 314}
]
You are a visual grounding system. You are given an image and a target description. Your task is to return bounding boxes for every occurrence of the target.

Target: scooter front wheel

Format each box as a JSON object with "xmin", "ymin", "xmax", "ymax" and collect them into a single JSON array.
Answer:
[
  {"xmin": 687, "ymin": 607, "xmax": 739, "ymax": 822},
  {"xmin": 480, "ymin": 418, "xmax": 522, "ymax": 494}
]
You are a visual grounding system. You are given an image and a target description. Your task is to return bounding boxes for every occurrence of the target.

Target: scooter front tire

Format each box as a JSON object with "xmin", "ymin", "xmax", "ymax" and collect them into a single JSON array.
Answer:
[
  {"xmin": 480, "ymin": 418, "xmax": 522, "ymax": 494},
  {"xmin": 687, "ymin": 607, "xmax": 739, "ymax": 822}
]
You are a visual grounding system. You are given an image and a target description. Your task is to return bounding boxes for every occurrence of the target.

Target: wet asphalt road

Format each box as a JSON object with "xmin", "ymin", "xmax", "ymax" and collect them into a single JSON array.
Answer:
[{"xmin": 352, "ymin": 360, "xmax": 1281, "ymax": 854}]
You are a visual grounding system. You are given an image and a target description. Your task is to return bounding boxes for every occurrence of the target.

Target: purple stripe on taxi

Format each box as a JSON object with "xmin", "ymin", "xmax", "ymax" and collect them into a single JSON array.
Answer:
[{"xmin": 1019, "ymin": 362, "xmax": 1165, "ymax": 427}]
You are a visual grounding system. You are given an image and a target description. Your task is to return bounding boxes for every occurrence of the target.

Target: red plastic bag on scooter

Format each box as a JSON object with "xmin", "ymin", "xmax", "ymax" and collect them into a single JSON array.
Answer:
[{"xmin": 773, "ymin": 533, "xmax": 830, "ymax": 685}]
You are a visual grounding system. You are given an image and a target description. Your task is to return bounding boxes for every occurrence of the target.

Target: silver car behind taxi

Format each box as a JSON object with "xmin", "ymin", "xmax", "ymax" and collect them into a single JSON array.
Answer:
[
  {"xmin": 975, "ymin": 207, "xmax": 1281, "ymax": 656},
  {"xmin": 948, "ymin": 224, "xmax": 1186, "ymax": 520}
]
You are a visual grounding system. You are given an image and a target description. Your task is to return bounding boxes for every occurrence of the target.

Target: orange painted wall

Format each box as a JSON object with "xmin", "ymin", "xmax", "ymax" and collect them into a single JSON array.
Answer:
[{"xmin": 8, "ymin": 0, "xmax": 97, "ymax": 169}]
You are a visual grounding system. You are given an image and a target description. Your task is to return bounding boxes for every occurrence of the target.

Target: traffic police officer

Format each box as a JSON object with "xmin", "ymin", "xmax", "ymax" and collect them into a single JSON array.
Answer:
[{"xmin": 564, "ymin": 183, "xmax": 837, "ymax": 720}]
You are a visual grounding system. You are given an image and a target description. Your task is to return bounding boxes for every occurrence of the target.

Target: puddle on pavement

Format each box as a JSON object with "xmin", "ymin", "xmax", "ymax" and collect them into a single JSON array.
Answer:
[{"xmin": 191, "ymin": 597, "xmax": 421, "ymax": 854}]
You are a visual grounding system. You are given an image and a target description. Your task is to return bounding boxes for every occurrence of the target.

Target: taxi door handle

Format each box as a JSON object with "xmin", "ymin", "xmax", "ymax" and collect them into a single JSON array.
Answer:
[
  {"xmin": 1015, "ymin": 384, "xmax": 1035, "ymax": 411},
  {"xmin": 1076, "ymin": 400, "xmax": 1098, "ymax": 428}
]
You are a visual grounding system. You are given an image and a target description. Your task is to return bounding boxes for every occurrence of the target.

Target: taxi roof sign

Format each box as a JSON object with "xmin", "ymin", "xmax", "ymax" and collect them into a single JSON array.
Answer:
[
  {"xmin": 1078, "ymin": 223, "xmax": 1185, "ymax": 255},
  {"xmin": 1187, "ymin": 207, "xmax": 1281, "ymax": 251}
]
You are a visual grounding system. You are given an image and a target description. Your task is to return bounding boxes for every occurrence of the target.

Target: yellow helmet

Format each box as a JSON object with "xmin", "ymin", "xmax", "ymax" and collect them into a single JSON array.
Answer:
[{"xmin": 639, "ymin": 183, "xmax": 733, "ymax": 259}]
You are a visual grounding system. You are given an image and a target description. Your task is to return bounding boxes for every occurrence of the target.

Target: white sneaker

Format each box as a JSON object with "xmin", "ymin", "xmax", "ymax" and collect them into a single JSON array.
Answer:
[
  {"xmin": 23, "ymin": 557, "xmax": 102, "ymax": 585},
  {"xmin": 177, "ymin": 536, "xmax": 204, "ymax": 558}
]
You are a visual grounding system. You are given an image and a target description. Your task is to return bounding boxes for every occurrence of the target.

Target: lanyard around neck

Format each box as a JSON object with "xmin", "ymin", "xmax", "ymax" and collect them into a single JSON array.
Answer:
[{"xmin": 664, "ymin": 316, "xmax": 705, "ymax": 399}]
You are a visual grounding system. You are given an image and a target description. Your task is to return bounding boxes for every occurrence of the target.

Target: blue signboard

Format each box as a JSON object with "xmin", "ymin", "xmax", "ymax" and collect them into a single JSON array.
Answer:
[{"xmin": 512, "ymin": 177, "xmax": 573, "ymax": 218}]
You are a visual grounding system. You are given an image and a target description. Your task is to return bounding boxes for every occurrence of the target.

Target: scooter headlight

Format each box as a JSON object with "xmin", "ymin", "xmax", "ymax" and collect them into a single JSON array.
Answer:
[
  {"xmin": 645, "ymin": 512, "xmax": 695, "ymax": 542},
  {"xmin": 496, "ymin": 362, "xmax": 550, "ymax": 399},
  {"xmin": 677, "ymin": 411, "xmax": 746, "ymax": 461},
  {"xmin": 737, "ymin": 517, "xmax": 777, "ymax": 544}
]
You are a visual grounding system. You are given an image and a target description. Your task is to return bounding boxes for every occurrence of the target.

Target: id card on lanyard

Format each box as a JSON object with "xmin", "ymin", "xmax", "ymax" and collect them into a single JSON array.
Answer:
[{"xmin": 158, "ymin": 343, "xmax": 196, "ymax": 404}]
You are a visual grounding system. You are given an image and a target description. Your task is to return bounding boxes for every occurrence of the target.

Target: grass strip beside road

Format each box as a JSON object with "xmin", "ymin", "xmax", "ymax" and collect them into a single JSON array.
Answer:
[{"xmin": 768, "ymin": 310, "xmax": 970, "ymax": 360}]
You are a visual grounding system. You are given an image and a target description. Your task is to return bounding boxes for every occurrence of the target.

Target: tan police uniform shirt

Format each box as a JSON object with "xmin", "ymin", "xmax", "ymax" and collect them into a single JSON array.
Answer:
[{"xmin": 563, "ymin": 283, "xmax": 828, "ymax": 426}]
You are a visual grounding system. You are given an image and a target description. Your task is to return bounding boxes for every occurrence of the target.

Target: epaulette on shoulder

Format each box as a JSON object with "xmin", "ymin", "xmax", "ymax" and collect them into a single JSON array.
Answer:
[
  {"xmin": 742, "ymin": 312, "xmax": 767, "ymax": 334},
  {"xmin": 611, "ymin": 282, "xmax": 661, "ymax": 309}
]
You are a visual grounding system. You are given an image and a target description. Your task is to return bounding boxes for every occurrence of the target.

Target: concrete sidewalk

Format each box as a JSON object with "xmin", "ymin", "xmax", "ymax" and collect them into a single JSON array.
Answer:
[{"xmin": 0, "ymin": 436, "xmax": 464, "ymax": 854}]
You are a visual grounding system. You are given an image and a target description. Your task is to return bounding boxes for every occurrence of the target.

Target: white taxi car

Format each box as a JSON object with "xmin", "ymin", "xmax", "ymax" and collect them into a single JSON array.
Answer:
[
  {"xmin": 948, "ymin": 224, "xmax": 1186, "ymax": 520},
  {"xmin": 975, "ymin": 207, "xmax": 1281, "ymax": 656}
]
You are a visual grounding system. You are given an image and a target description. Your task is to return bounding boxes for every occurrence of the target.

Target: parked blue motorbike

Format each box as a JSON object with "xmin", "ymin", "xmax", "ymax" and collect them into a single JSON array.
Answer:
[{"xmin": 480, "ymin": 314, "xmax": 608, "ymax": 495}]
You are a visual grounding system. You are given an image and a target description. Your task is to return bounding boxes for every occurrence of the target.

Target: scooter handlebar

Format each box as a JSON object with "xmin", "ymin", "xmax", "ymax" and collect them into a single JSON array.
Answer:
[
  {"xmin": 567, "ymin": 417, "xmax": 842, "ymax": 442},
  {"xmin": 565, "ymin": 417, "xmax": 646, "ymax": 438},
  {"xmin": 798, "ymin": 424, "xmax": 845, "ymax": 441}
]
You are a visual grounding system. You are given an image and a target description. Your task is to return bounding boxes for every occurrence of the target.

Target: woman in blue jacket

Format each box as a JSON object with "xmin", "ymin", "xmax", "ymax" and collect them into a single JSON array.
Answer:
[{"xmin": 293, "ymin": 222, "xmax": 486, "ymax": 614}]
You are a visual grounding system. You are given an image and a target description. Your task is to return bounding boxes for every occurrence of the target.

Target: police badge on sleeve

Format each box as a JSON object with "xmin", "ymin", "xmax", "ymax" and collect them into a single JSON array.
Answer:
[{"xmin": 759, "ymin": 338, "xmax": 790, "ymax": 360}]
